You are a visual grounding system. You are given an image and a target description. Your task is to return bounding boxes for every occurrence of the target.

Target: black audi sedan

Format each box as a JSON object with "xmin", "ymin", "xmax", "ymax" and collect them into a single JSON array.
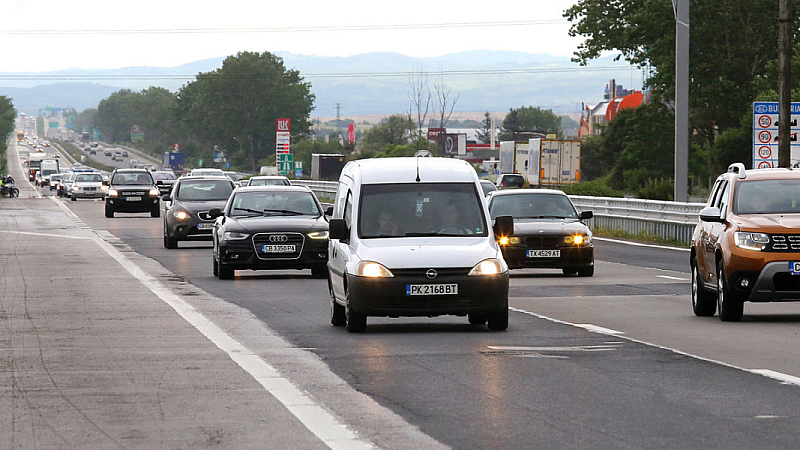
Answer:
[
  {"xmin": 104, "ymin": 168, "xmax": 161, "ymax": 218},
  {"xmin": 210, "ymin": 185, "xmax": 329, "ymax": 279},
  {"xmin": 488, "ymin": 189, "xmax": 594, "ymax": 276},
  {"xmin": 163, "ymin": 175, "xmax": 236, "ymax": 249}
]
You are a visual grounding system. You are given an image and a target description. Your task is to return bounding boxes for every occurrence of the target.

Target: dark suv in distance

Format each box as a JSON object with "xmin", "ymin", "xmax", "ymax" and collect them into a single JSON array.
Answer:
[
  {"xmin": 104, "ymin": 168, "xmax": 160, "ymax": 218},
  {"xmin": 496, "ymin": 173, "xmax": 525, "ymax": 189},
  {"xmin": 163, "ymin": 175, "xmax": 236, "ymax": 249}
]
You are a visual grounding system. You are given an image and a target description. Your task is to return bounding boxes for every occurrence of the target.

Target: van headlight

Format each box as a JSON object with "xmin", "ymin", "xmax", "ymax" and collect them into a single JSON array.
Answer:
[
  {"xmin": 355, "ymin": 261, "xmax": 394, "ymax": 278},
  {"xmin": 468, "ymin": 258, "xmax": 504, "ymax": 276},
  {"xmin": 734, "ymin": 232, "xmax": 769, "ymax": 251}
]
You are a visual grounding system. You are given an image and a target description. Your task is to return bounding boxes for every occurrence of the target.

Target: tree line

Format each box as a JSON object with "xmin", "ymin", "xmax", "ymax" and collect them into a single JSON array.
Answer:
[{"xmin": 0, "ymin": 96, "xmax": 16, "ymax": 174}]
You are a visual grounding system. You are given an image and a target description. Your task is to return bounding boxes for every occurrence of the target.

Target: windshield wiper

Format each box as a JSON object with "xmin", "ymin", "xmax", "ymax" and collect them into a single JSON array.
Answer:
[
  {"xmin": 261, "ymin": 209, "xmax": 304, "ymax": 216},
  {"xmin": 234, "ymin": 207, "xmax": 264, "ymax": 214}
]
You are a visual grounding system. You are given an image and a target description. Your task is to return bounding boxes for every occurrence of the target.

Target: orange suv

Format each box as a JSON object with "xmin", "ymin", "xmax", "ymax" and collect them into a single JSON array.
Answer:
[{"xmin": 691, "ymin": 163, "xmax": 800, "ymax": 321}]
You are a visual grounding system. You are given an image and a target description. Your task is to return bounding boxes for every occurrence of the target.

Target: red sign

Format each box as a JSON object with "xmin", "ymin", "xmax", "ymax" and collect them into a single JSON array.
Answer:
[
  {"xmin": 758, "ymin": 146, "xmax": 771, "ymax": 159},
  {"xmin": 758, "ymin": 115, "xmax": 772, "ymax": 128},
  {"xmin": 173, "ymin": 143, "xmax": 181, "ymax": 151},
  {"xmin": 758, "ymin": 160, "xmax": 773, "ymax": 169},
  {"xmin": 277, "ymin": 118, "xmax": 291, "ymax": 132},
  {"xmin": 758, "ymin": 130, "xmax": 772, "ymax": 143},
  {"xmin": 348, "ymin": 123, "xmax": 355, "ymax": 144}
]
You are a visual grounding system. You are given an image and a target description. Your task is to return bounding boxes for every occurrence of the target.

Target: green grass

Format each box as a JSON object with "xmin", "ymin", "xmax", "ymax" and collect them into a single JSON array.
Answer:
[
  {"xmin": 53, "ymin": 139, "xmax": 117, "ymax": 172},
  {"xmin": 591, "ymin": 226, "xmax": 689, "ymax": 248}
]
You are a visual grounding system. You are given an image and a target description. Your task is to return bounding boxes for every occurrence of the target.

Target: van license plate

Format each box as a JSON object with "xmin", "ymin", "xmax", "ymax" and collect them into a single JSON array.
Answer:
[
  {"xmin": 406, "ymin": 284, "xmax": 458, "ymax": 295},
  {"xmin": 790, "ymin": 262, "xmax": 800, "ymax": 275},
  {"xmin": 527, "ymin": 250, "xmax": 560, "ymax": 258},
  {"xmin": 262, "ymin": 244, "xmax": 295, "ymax": 253}
]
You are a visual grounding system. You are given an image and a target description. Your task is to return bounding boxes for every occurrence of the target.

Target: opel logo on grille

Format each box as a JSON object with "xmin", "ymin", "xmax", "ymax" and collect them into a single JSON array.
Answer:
[
  {"xmin": 426, "ymin": 269, "xmax": 438, "ymax": 279},
  {"xmin": 269, "ymin": 235, "xmax": 289, "ymax": 243}
]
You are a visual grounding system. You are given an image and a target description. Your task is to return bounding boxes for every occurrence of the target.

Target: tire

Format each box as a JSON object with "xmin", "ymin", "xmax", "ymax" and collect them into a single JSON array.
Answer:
[
  {"xmin": 71, "ymin": 195, "xmax": 77, "ymax": 201},
  {"xmin": 487, "ymin": 307, "xmax": 509, "ymax": 331},
  {"xmin": 164, "ymin": 233, "xmax": 177, "ymax": 249},
  {"xmin": 218, "ymin": 262, "xmax": 234, "ymax": 280},
  {"xmin": 562, "ymin": 268, "xmax": 578, "ymax": 275},
  {"xmin": 104, "ymin": 204, "xmax": 114, "ymax": 218},
  {"xmin": 11, "ymin": 188, "xmax": 19, "ymax": 197},
  {"xmin": 577, "ymin": 266, "xmax": 594, "ymax": 277},
  {"xmin": 692, "ymin": 258, "xmax": 716, "ymax": 316},
  {"xmin": 151, "ymin": 207, "xmax": 160, "ymax": 218},
  {"xmin": 311, "ymin": 265, "xmax": 328, "ymax": 279},
  {"xmin": 468, "ymin": 314, "xmax": 487, "ymax": 325},
  {"xmin": 345, "ymin": 289, "xmax": 367, "ymax": 333},
  {"xmin": 331, "ymin": 299, "xmax": 346, "ymax": 326},
  {"xmin": 212, "ymin": 256, "xmax": 219, "ymax": 277},
  {"xmin": 717, "ymin": 260, "xmax": 743, "ymax": 322}
]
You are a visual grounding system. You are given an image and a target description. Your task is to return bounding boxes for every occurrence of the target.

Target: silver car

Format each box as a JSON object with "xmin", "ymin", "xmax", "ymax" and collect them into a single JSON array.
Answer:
[{"xmin": 70, "ymin": 172, "xmax": 106, "ymax": 200}]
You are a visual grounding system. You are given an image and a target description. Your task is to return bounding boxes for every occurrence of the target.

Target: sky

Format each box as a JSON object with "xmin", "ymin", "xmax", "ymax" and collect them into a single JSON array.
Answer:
[{"xmin": 6, "ymin": 0, "xmax": 589, "ymax": 72}]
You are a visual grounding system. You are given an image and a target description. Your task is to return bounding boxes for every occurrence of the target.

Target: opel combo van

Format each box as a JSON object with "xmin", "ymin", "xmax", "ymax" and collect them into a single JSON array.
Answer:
[{"xmin": 327, "ymin": 154, "xmax": 514, "ymax": 332}]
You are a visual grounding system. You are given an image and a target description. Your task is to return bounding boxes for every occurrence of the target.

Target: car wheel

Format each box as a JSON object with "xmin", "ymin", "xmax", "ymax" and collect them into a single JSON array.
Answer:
[
  {"xmin": 71, "ymin": 195, "xmax": 76, "ymax": 201},
  {"xmin": 487, "ymin": 305, "xmax": 509, "ymax": 331},
  {"xmin": 717, "ymin": 260, "xmax": 743, "ymax": 322},
  {"xmin": 212, "ymin": 256, "xmax": 219, "ymax": 277},
  {"xmin": 164, "ymin": 227, "xmax": 178, "ymax": 249},
  {"xmin": 151, "ymin": 207, "xmax": 160, "ymax": 218},
  {"xmin": 331, "ymin": 299, "xmax": 346, "ymax": 327},
  {"xmin": 562, "ymin": 268, "xmax": 578, "ymax": 275},
  {"xmin": 311, "ymin": 265, "xmax": 328, "ymax": 279},
  {"xmin": 104, "ymin": 204, "xmax": 114, "ymax": 218},
  {"xmin": 345, "ymin": 289, "xmax": 367, "ymax": 333},
  {"xmin": 692, "ymin": 258, "xmax": 716, "ymax": 316},
  {"xmin": 218, "ymin": 261, "xmax": 234, "ymax": 280},
  {"xmin": 468, "ymin": 314, "xmax": 487, "ymax": 325},
  {"xmin": 577, "ymin": 266, "xmax": 594, "ymax": 277}
]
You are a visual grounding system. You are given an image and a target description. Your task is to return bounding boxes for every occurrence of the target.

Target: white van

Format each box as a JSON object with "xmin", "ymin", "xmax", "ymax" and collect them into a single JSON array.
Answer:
[{"xmin": 327, "ymin": 154, "xmax": 514, "ymax": 332}]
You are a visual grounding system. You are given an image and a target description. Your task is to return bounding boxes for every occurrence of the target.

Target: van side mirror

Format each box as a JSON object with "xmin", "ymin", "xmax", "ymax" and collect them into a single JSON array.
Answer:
[
  {"xmin": 493, "ymin": 215, "xmax": 514, "ymax": 239},
  {"xmin": 325, "ymin": 206, "xmax": 334, "ymax": 216},
  {"xmin": 699, "ymin": 206, "xmax": 724, "ymax": 223},
  {"xmin": 329, "ymin": 218, "xmax": 349, "ymax": 241},
  {"xmin": 208, "ymin": 207, "xmax": 222, "ymax": 218},
  {"xmin": 580, "ymin": 210, "xmax": 593, "ymax": 220}
]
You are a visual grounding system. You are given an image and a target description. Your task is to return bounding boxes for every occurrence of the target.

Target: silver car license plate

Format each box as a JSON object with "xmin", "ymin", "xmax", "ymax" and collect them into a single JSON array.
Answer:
[
  {"xmin": 197, "ymin": 223, "xmax": 214, "ymax": 230},
  {"xmin": 406, "ymin": 284, "xmax": 458, "ymax": 295}
]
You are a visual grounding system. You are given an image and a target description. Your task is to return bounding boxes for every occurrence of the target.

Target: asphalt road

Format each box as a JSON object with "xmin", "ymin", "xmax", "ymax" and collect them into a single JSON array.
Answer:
[{"xmin": 54, "ymin": 184, "xmax": 800, "ymax": 449}]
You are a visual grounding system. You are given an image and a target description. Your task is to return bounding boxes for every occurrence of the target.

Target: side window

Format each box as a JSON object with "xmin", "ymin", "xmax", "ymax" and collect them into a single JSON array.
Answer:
[
  {"xmin": 334, "ymin": 181, "xmax": 348, "ymax": 218},
  {"xmin": 707, "ymin": 180, "xmax": 723, "ymax": 207},
  {"xmin": 344, "ymin": 191, "xmax": 353, "ymax": 230},
  {"xmin": 712, "ymin": 180, "xmax": 727, "ymax": 208},
  {"xmin": 718, "ymin": 182, "xmax": 732, "ymax": 217}
]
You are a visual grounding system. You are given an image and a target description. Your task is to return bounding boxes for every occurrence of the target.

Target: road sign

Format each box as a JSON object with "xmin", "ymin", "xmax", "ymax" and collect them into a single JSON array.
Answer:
[
  {"xmin": 279, "ymin": 153, "xmax": 293, "ymax": 175},
  {"xmin": 295, "ymin": 170, "xmax": 303, "ymax": 178},
  {"xmin": 753, "ymin": 102, "xmax": 800, "ymax": 168},
  {"xmin": 277, "ymin": 118, "xmax": 291, "ymax": 132},
  {"xmin": 295, "ymin": 161, "xmax": 303, "ymax": 170},
  {"xmin": 225, "ymin": 162, "xmax": 231, "ymax": 169}
]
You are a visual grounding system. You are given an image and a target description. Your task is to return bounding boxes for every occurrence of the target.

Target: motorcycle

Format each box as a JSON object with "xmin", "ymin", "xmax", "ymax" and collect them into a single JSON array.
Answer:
[{"xmin": 1, "ymin": 175, "xmax": 19, "ymax": 197}]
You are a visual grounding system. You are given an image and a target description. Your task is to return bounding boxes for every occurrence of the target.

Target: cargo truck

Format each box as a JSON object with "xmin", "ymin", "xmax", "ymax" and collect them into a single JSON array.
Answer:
[
  {"xmin": 498, "ymin": 139, "xmax": 581, "ymax": 187},
  {"xmin": 27, "ymin": 151, "xmax": 47, "ymax": 181},
  {"xmin": 311, "ymin": 153, "xmax": 346, "ymax": 181}
]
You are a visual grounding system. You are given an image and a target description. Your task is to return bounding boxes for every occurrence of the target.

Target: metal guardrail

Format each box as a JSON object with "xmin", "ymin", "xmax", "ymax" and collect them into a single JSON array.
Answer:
[{"xmin": 292, "ymin": 180, "xmax": 705, "ymax": 245}]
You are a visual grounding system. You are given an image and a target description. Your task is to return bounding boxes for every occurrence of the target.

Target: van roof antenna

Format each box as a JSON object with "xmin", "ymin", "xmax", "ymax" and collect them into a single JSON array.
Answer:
[{"xmin": 414, "ymin": 150, "xmax": 431, "ymax": 182}]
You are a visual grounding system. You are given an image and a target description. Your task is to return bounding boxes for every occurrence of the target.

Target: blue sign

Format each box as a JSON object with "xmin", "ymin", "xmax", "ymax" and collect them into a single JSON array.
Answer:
[
  {"xmin": 225, "ymin": 162, "xmax": 231, "ymax": 169},
  {"xmin": 295, "ymin": 170, "xmax": 303, "ymax": 178}
]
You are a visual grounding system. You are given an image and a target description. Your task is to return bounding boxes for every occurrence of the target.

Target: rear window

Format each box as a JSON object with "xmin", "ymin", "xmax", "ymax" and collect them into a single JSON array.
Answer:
[
  {"xmin": 111, "ymin": 172, "xmax": 153, "ymax": 185},
  {"xmin": 489, "ymin": 193, "xmax": 578, "ymax": 219},
  {"xmin": 249, "ymin": 178, "xmax": 291, "ymax": 186},
  {"xmin": 75, "ymin": 173, "xmax": 104, "ymax": 183},
  {"xmin": 175, "ymin": 180, "xmax": 233, "ymax": 201},
  {"xmin": 358, "ymin": 183, "xmax": 487, "ymax": 238}
]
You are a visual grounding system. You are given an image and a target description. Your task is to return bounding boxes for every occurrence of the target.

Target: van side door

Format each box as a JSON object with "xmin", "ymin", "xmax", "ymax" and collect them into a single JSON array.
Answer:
[{"xmin": 329, "ymin": 183, "xmax": 353, "ymax": 301}]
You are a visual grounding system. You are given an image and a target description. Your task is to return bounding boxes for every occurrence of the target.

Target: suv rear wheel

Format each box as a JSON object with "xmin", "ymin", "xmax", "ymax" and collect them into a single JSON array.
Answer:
[
  {"xmin": 104, "ymin": 204, "xmax": 114, "ymax": 218},
  {"xmin": 692, "ymin": 258, "xmax": 716, "ymax": 316},
  {"xmin": 717, "ymin": 260, "xmax": 743, "ymax": 321}
]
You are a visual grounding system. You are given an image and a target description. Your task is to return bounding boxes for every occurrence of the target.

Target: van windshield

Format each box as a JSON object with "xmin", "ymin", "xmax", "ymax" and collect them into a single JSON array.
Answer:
[{"xmin": 358, "ymin": 183, "xmax": 487, "ymax": 238}]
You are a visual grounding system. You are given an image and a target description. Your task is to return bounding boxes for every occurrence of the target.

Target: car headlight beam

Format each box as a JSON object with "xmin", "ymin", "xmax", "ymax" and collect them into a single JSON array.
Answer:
[
  {"xmin": 172, "ymin": 210, "xmax": 189, "ymax": 220},
  {"xmin": 223, "ymin": 231, "xmax": 250, "ymax": 240},
  {"xmin": 468, "ymin": 258, "xmax": 504, "ymax": 276},
  {"xmin": 307, "ymin": 230, "xmax": 329, "ymax": 239},
  {"xmin": 734, "ymin": 232, "xmax": 769, "ymax": 251},
  {"xmin": 355, "ymin": 261, "xmax": 394, "ymax": 278}
]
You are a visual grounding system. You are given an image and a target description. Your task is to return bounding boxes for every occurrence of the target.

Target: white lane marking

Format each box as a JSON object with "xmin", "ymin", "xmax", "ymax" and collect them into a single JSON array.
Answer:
[
  {"xmin": 50, "ymin": 197, "xmax": 373, "ymax": 450},
  {"xmin": 750, "ymin": 370, "xmax": 800, "ymax": 387},
  {"xmin": 0, "ymin": 229, "xmax": 92, "ymax": 240},
  {"xmin": 656, "ymin": 275, "xmax": 689, "ymax": 281},
  {"xmin": 594, "ymin": 236, "xmax": 690, "ymax": 252},
  {"xmin": 487, "ymin": 345, "xmax": 621, "ymax": 352},
  {"xmin": 575, "ymin": 323, "xmax": 625, "ymax": 335},
  {"xmin": 509, "ymin": 306, "xmax": 800, "ymax": 390}
]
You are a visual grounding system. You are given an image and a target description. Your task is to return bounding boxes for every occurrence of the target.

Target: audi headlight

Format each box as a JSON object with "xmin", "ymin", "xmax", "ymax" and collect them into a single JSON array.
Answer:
[
  {"xmin": 149, "ymin": 188, "xmax": 160, "ymax": 197},
  {"xmin": 734, "ymin": 232, "xmax": 769, "ymax": 251},
  {"xmin": 108, "ymin": 188, "xmax": 118, "ymax": 197},
  {"xmin": 468, "ymin": 258, "xmax": 504, "ymax": 276},
  {"xmin": 355, "ymin": 261, "xmax": 394, "ymax": 278},
  {"xmin": 223, "ymin": 231, "xmax": 249, "ymax": 240},
  {"xmin": 172, "ymin": 210, "xmax": 189, "ymax": 220},
  {"xmin": 307, "ymin": 230, "xmax": 329, "ymax": 240}
]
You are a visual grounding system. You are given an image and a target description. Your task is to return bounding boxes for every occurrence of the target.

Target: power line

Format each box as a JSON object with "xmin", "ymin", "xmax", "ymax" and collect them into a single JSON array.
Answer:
[
  {"xmin": 0, "ymin": 65, "xmax": 639, "ymax": 81},
  {"xmin": 0, "ymin": 20, "xmax": 566, "ymax": 36}
]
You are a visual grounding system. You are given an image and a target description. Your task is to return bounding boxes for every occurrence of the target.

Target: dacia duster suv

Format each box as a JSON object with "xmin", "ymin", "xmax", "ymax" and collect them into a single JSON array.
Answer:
[{"xmin": 691, "ymin": 163, "xmax": 800, "ymax": 321}]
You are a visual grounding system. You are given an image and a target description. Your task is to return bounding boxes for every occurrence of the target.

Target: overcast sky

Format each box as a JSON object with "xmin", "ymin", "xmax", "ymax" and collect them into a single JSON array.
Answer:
[{"xmin": 7, "ymin": 0, "xmax": 588, "ymax": 72}]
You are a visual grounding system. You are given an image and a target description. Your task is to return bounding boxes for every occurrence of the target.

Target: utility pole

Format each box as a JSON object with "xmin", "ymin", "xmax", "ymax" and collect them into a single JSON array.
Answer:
[
  {"xmin": 778, "ymin": 0, "xmax": 793, "ymax": 167},
  {"xmin": 673, "ymin": 0, "xmax": 689, "ymax": 202},
  {"xmin": 335, "ymin": 103, "xmax": 342, "ymax": 139}
]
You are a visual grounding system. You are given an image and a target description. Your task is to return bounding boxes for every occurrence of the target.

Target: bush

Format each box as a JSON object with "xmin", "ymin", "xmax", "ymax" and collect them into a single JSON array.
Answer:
[
  {"xmin": 559, "ymin": 180, "xmax": 624, "ymax": 197},
  {"xmin": 635, "ymin": 178, "xmax": 674, "ymax": 201}
]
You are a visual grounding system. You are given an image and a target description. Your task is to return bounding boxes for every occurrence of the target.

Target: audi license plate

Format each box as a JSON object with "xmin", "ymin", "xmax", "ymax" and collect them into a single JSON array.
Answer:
[
  {"xmin": 262, "ymin": 244, "xmax": 295, "ymax": 253},
  {"xmin": 125, "ymin": 196, "xmax": 142, "ymax": 202},
  {"xmin": 790, "ymin": 262, "xmax": 800, "ymax": 275},
  {"xmin": 197, "ymin": 223, "xmax": 214, "ymax": 230},
  {"xmin": 406, "ymin": 284, "xmax": 458, "ymax": 295},
  {"xmin": 527, "ymin": 250, "xmax": 560, "ymax": 258}
]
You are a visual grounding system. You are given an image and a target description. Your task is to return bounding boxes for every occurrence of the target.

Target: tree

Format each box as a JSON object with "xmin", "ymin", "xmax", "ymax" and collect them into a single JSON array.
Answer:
[
  {"xmin": 499, "ymin": 106, "xmax": 562, "ymax": 140},
  {"xmin": 177, "ymin": 51, "xmax": 315, "ymax": 172},
  {"xmin": 433, "ymin": 73, "xmax": 460, "ymax": 155},
  {"xmin": 0, "ymin": 96, "xmax": 15, "ymax": 151},
  {"xmin": 408, "ymin": 68, "xmax": 431, "ymax": 138},
  {"xmin": 476, "ymin": 112, "xmax": 493, "ymax": 144},
  {"xmin": 360, "ymin": 115, "xmax": 415, "ymax": 152}
]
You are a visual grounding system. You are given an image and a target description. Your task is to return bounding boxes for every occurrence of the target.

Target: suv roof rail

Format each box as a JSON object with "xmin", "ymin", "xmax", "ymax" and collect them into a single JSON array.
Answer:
[{"xmin": 727, "ymin": 162, "xmax": 747, "ymax": 179}]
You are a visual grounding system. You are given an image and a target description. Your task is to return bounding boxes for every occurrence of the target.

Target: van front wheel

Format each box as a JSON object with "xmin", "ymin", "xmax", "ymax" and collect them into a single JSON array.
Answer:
[
  {"xmin": 345, "ymin": 290, "xmax": 366, "ymax": 333},
  {"xmin": 487, "ymin": 305, "xmax": 508, "ymax": 331}
]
